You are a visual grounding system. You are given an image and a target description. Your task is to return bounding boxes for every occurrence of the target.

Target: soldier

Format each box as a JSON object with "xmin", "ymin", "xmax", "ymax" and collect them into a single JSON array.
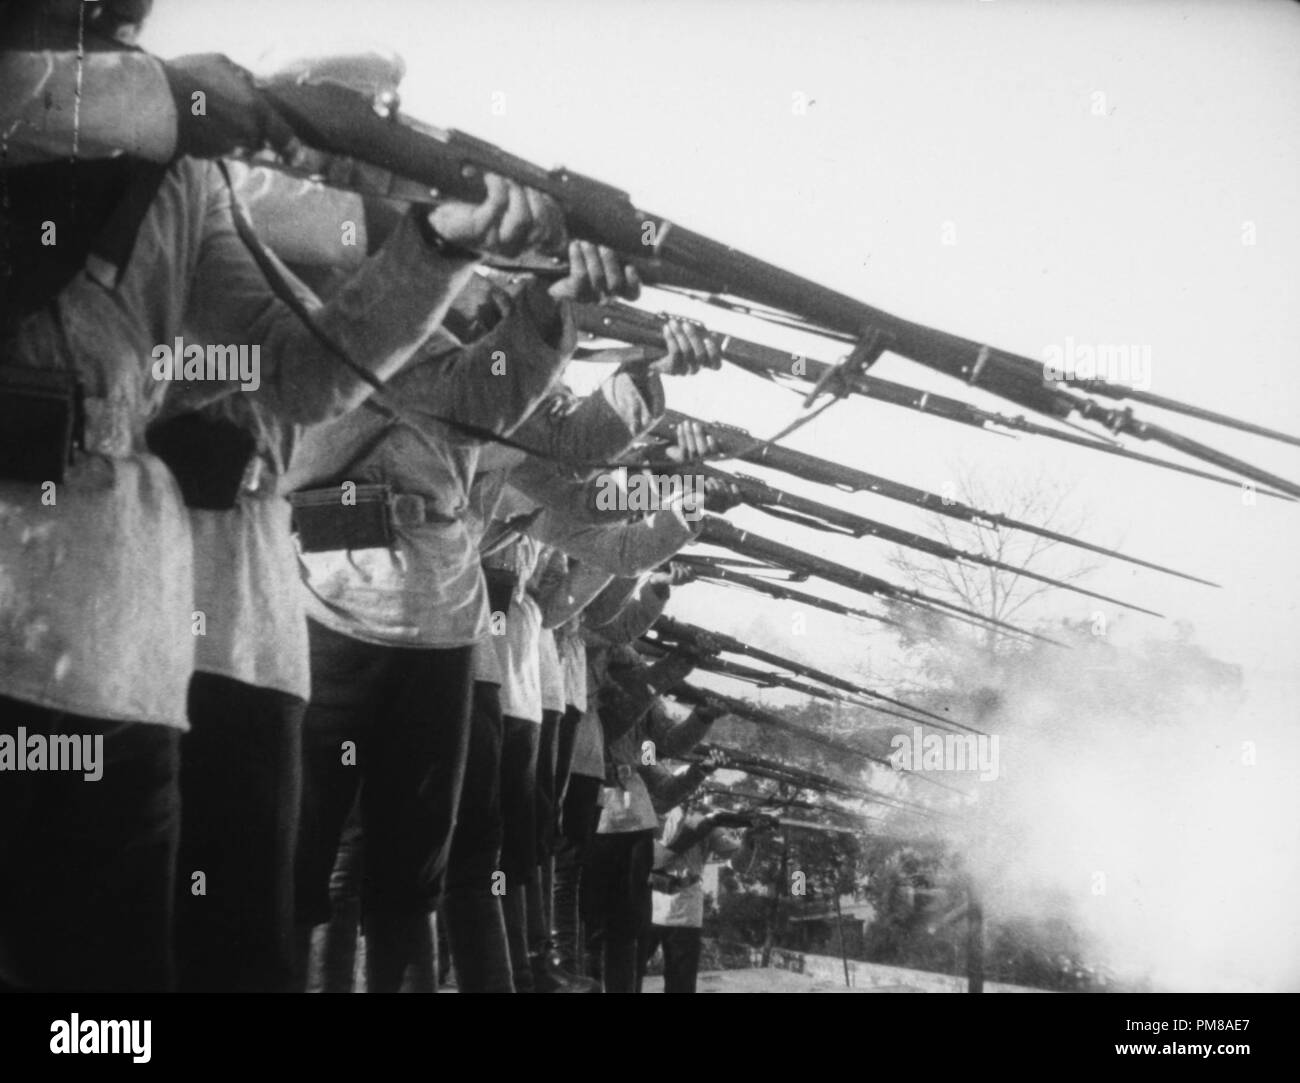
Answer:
[{"xmin": 0, "ymin": 0, "xmax": 562, "ymax": 990}]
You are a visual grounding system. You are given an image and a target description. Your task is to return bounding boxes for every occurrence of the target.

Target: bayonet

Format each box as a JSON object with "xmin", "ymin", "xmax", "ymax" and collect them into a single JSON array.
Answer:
[
  {"xmin": 695, "ymin": 518, "xmax": 1068, "ymax": 647},
  {"xmin": 660, "ymin": 410, "xmax": 1219, "ymax": 588},
  {"xmin": 577, "ymin": 301, "xmax": 1292, "ymax": 499}
]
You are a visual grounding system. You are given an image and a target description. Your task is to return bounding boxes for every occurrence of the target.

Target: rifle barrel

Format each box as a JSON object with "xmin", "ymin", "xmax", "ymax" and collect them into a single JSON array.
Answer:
[
  {"xmin": 700, "ymin": 520, "xmax": 1067, "ymax": 647},
  {"xmin": 677, "ymin": 557, "xmax": 906, "ymax": 630},
  {"xmin": 654, "ymin": 615, "xmax": 972, "ymax": 729},
  {"xmin": 580, "ymin": 302, "xmax": 1289, "ymax": 499},
  {"xmin": 707, "ymin": 467, "xmax": 1165, "ymax": 617},
  {"xmin": 696, "ymin": 750, "xmax": 932, "ymax": 816},
  {"xmin": 661, "ymin": 410, "xmax": 1217, "ymax": 588}
]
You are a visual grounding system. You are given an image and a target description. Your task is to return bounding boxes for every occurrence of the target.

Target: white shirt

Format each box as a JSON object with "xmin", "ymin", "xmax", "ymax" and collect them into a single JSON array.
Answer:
[{"xmin": 651, "ymin": 808, "xmax": 742, "ymax": 928}]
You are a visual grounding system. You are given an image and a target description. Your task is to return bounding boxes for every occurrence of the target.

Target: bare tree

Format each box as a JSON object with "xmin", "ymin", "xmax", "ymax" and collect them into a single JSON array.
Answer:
[{"xmin": 886, "ymin": 464, "xmax": 1099, "ymax": 655}]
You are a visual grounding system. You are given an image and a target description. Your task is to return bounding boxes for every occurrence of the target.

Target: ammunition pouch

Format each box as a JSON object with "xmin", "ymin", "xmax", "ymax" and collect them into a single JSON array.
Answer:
[
  {"xmin": 290, "ymin": 484, "xmax": 447, "ymax": 552},
  {"xmin": 0, "ymin": 365, "xmax": 84, "ymax": 484},
  {"xmin": 291, "ymin": 484, "xmax": 393, "ymax": 552},
  {"xmin": 145, "ymin": 411, "xmax": 257, "ymax": 510}
]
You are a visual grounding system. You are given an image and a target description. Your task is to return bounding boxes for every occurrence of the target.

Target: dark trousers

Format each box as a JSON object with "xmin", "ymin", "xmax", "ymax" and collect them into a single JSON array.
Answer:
[
  {"xmin": 643, "ymin": 925, "xmax": 703, "ymax": 993},
  {"xmin": 554, "ymin": 705, "xmax": 582, "ymax": 806},
  {"xmin": 0, "ymin": 697, "xmax": 180, "ymax": 991},
  {"xmin": 296, "ymin": 620, "xmax": 473, "ymax": 991},
  {"xmin": 536, "ymin": 709, "xmax": 561, "ymax": 861},
  {"xmin": 499, "ymin": 714, "xmax": 540, "ymax": 882},
  {"xmin": 583, "ymin": 830, "xmax": 655, "ymax": 993},
  {"xmin": 559, "ymin": 773, "xmax": 604, "ymax": 851},
  {"xmin": 553, "ymin": 772, "xmax": 602, "ymax": 973},
  {"xmin": 175, "ymin": 672, "xmax": 303, "ymax": 992},
  {"xmin": 316, "ymin": 800, "xmax": 364, "ymax": 993},
  {"xmin": 499, "ymin": 714, "xmax": 540, "ymax": 987},
  {"xmin": 443, "ymin": 681, "xmax": 513, "ymax": 993},
  {"xmin": 535, "ymin": 709, "xmax": 563, "ymax": 944}
]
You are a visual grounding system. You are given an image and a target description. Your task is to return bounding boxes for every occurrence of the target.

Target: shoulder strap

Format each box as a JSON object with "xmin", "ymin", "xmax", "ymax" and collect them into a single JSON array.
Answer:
[{"xmin": 83, "ymin": 161, "xmax": 169, "ymax": 288}]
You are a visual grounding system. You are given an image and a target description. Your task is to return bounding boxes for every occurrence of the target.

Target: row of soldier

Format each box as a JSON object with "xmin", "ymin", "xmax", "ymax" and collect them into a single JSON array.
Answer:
[{"xmin": 0, "ymin": 0, "xmax": 768, "ymax": 993}]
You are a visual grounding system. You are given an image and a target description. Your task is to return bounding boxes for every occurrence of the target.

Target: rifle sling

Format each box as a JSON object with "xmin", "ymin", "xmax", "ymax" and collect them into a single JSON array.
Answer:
[{"xmin": 218, "ymin": 162, "xmax": 667, "ymax": 476}]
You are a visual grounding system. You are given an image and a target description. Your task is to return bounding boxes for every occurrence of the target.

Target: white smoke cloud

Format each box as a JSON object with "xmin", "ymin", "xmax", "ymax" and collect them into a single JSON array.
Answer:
[{"xmin": 949, "ymin": 637, "xmax": 1300, "ymax": 992}]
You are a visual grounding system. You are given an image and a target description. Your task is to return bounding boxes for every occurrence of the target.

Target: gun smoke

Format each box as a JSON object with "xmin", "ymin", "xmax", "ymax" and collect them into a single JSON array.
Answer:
[{"xmin": 921, "ymin": 628, "xmax": 1300, "ymax": 992}]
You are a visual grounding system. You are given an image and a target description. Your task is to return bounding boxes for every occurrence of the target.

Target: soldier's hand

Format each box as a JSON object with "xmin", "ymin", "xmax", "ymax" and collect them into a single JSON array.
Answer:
[
  {"xmin": 699, "ymin": 746, "xmax": 729, "ymax": 770},
  {"xmin": 429, "ymin": 173, "xmax": 566, "ymax": 258},
  {"xmin": 548, "ymin": 241, "xmax": 642, "ymax": 303},
  {"xmin": 702, "ymin": 477, "xmax": 742, "ymax": 513},
  {"xmin": 667, "ymin": 561, "xmax": 697, "ymax": 587},
  {"xmin": 695, "ymin": 515, "xmax": 732, "ymax": 546},
  {"xmin": 543, "ymin": 389, "xmax": 582, "ymax": 420},
  {"xmin": 664, "ymin": 420, "xmax": 717, "ymax": 465},
  {"xmin": 650, "ymin": 318, "xmax": 721, "ymax": 376},
  {"xmin": 689, "ymin": 631, "xmax": 726, "ymax": 658}
]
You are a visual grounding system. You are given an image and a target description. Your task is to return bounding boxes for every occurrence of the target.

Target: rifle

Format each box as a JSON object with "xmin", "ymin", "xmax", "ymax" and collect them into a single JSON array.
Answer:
[
  {"xmin": 704, "ymin": 466, "xmax": 1163, "ymax": 617},
  {"xmin": 676, "ymin": 554, "xmax": 907, "ymax": 631},
  {"xmin": 700, "ymin": 784, "xmax": 825, "ymax": 813},
  {"xmin": 650, "ymin": 615, "xmax": 969, "ymax": 731},
  {"xmin": 256, "ymin": 77, "xmax": 1300, "ymax": 496},
  {"xmin": 672, "ymin": 682, "xmax": 968, "ymax": 797},
  {"xmin": 706, "ymin": 808, "xmax": 860, "ymax": 837},
  {"xmin": 699, "ymin": 294, "xmax": 1300, "ymax": 456},
  {"xmin": 694, "ymin": 518, "xmax": 1067, "ymax": 647},
  {"xmin": 700, "ymin": 788, "xmax": 871, "ymax": 835},
  {"xmin": 687, "ymin": 742, "xmax": 943, "ymax": 818},
  {"xmin": 637, "ymin": 637, "xmax": 945, "ymax": 731},
  {"xmin": 657, "ymin": 409, "xmax": 1216, "ymax": 588},
  {"xmin": 575, "ymin": 300, "xmax": 1292, "ymax": 500}
]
